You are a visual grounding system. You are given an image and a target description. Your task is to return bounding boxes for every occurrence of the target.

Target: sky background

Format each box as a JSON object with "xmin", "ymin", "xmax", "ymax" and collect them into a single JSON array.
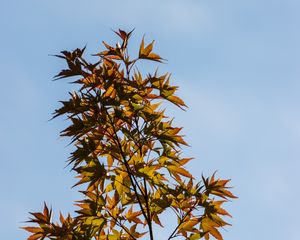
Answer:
[{"xmin": 1, "ymin": 0, "xmax": 300, "ymax": 239}]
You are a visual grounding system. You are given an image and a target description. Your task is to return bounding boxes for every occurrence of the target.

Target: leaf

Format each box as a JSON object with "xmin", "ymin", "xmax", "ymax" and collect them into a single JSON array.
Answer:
[
  {"xmin": 217, "ymin": 207, "xmax": 232, "ymax": 217},
  {"xmin": 107, "ymin": 155, "xmax": 114, "ymax": 169},
  {"xmin": 190, "ymin": 233, "xmax": 201, "ymax": 240},
  {"xmin": 168, "ymin": 166, "xmax": 194, "ymax": 178},
  {"xmin": 22, "ymin": 227, "xmax": 42, "ymax": 234},
  {"xmin": 180, "ymin": 218, "xmax": 199, "ymax": 231},
  {"xmin": 147, "ymin": 53, "xmax": 163, "ymax": 62},
  {"xmin": 178, "ymin": 158, "xmax": 194, "ymax": 166},
  {"xmin": 125, "ymin": 206, "xmax": 142, "ymax": 223},
  {"xmin": 114, "ymin": 29, "xmax": 128, "ymax": 41},
  {"xmin": 43, "ymin": 202, "xmax": 50, "ymax": 217},
  {"xmin": 30, "ymin": 212, "xmax": 48, "ymax": 223},
  {"xmin": 139, "ymin": 36, "xmax": 145, "ymax": 58},
  {"xmin": 28, "ymin": 234, "xmax": 44, "ymax": 240},
  {"xmin": 139, "ymin": 37, "xmax": 163, "ymax": 62},
  {"xmin": 210, "ymin": 228, "xmax": 223, "ymax": 240},
  {"xmin": 167, "ymin": 95, "xmax": 187, "ymax": 107},
  {"xmin": 201, "ymin": 217, "xmax": 223, "ymax": 240},
  {"xmin": 105, "ymin": 85, "xmax": 116, "ymax": 98},
  {"xmin": 153, "ymin": 214, "xmax": 164, "ymax": 227},
  {"xmin": 59, "ymin": 212, "xmax": 65, "ymax": 224},
  {"xmin": 143, "ymin": 40, "xmax": 154, "ymax": 56},
  {"xmin": 132, "ymin": 102, "xmax": 144, "ymax": 111},
  {"xmin": 102, "ymin": 41, "xmax": 114, "ymax": 51}
]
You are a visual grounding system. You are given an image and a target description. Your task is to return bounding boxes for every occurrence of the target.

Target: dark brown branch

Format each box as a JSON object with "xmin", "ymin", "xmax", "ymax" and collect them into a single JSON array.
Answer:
[
  {"xmin": 135, "ymin": 115, "xmax": 154, "ymax": 240},
  {"xmin": 167, "ymin": 201, "xmax": 198, "ymax": 240},
  {"xmin": 104, "ymin": 108, "xmax": 151, "ymax": 229},
  {"xmin": 106, "ymin": 210, "xmax": 137, "ymax": 240}
]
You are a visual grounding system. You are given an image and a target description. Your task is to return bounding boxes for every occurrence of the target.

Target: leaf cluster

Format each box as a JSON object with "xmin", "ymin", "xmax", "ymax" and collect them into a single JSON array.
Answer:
[{"xmin": 23, "ymin": 30, "xmax": 236, "ymax": 240}]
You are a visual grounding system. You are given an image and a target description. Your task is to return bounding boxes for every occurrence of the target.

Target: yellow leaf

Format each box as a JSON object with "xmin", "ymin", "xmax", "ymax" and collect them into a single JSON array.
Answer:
[
  {"xmin": 180, "ymin": 218, "xmax": 199, "ymax": 231},
  {"xmin": 115, "ymin": 175, "xmax": 124, "ymax": 195},
  {"xmin": 190, "ymin": 233, "xmax": 201, "ymax": 240}
]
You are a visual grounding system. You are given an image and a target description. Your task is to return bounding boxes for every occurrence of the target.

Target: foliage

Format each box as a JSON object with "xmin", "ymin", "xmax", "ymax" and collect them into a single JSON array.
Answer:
[{"xmin": 23, "ymin": 29, "xmax": 236, "ymax": 240}]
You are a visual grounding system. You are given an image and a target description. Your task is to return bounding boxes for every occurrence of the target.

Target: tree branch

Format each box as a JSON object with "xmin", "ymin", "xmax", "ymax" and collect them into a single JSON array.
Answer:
[
  {"xmin": 167, "ymin": 200, "xmax": 198, "ymax": 240},
  {"xmin": 104, "ymin": 108, "xmax": 151, "ymax": 229}
]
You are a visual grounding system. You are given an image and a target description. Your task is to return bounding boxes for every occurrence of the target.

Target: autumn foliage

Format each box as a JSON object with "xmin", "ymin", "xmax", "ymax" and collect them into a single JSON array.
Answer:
[{"xmin": 23, "ymin": 30, "xmax": 236, "ymax": 240}]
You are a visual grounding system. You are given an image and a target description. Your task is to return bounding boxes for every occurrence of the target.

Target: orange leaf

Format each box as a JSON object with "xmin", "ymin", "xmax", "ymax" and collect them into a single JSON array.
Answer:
[
  {"xmin": 167, "ymin": 95, "xmax": 186, "ymax": 107},
  {"xmin": 22, "ymin": 227, "xmax": 42, "ymax": 234},
  {"xmin": 168, "ymin": 166, "xmax": 193, "ymax": 178}
]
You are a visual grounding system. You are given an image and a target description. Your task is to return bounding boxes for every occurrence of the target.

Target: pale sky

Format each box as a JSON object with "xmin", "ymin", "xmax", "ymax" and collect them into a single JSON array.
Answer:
[{"xmin": 1, "ymin": 0, "xmax": 300, "ymax": 239}]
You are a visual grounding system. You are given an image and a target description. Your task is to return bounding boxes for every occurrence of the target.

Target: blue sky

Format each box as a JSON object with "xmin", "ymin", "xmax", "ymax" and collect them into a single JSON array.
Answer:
[{"xmin": 1, "ymin": 0, "xmax": 300, "ymax": 239}]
